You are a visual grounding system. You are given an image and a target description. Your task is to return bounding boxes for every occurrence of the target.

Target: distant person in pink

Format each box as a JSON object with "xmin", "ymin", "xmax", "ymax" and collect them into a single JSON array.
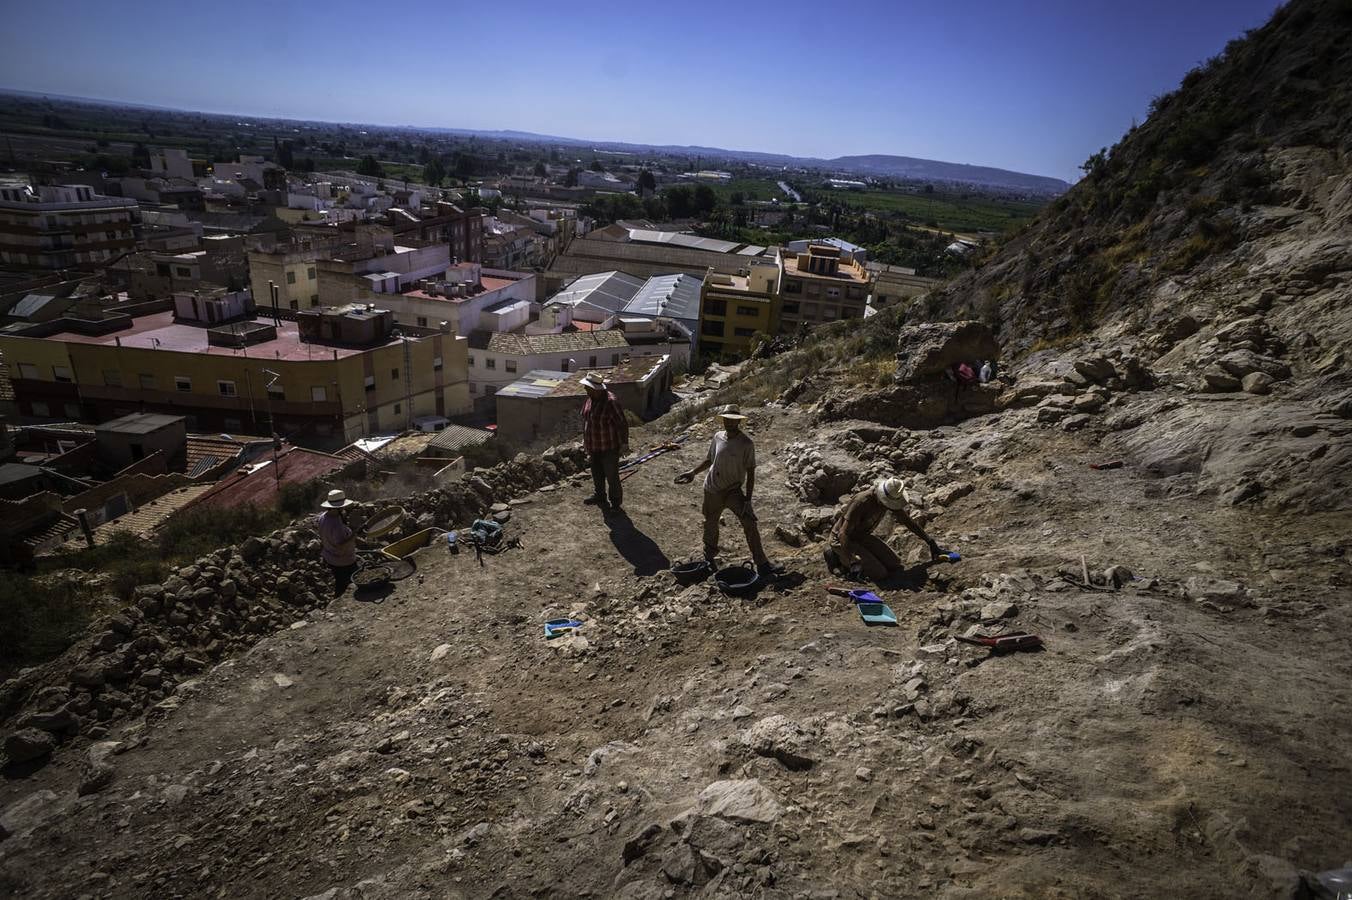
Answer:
[{"xmin": 316, "ymin": 489, "xmax": 357, "ymax": 595}]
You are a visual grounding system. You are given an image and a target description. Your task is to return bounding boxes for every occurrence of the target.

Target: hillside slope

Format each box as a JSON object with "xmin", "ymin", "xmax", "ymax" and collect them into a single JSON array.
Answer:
[
  {"xmin": 918, "ymin": 0, "xmax": 1352, "ymax": 354},
  {"xmin": 2, "ymin": 2, "xmax": 1351, "ymax": 898}
]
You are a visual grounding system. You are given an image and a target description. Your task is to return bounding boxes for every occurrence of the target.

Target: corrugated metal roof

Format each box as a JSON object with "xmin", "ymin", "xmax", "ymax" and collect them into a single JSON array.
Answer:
[
  {"xmin": 427, "ymin": 424, "xmax": 495, "ymax": 453},
  {"xmin": 622, "ymin": 273, "xmax": 702, "ymax": 322},
  {"xmin": 496, "ymin": 370, "xmax": 571, "ymax": 399},
  {"xmin": 545, "ymin": 270, "xmax": 644, "ymax": 315},
  {"xmin": 626, "ymin": 229, "xmax": 744, "ymax": 254},
  {"xmin": 12, "ymin": 293, "xmax": 60, "ymax": 318}
]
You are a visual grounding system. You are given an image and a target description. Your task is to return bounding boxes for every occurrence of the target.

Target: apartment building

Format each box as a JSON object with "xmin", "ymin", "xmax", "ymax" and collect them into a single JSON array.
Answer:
[
  {"xmin": 0, "ymin": 183, "xmax": 141, "ymax": 270},
  {"xmin": 699, "ymin": 259, "xmax": 781, "ymax": 360},
  {"xmin": 383, "ymin": 200, "xmax": 484, "ymax": 264},
  {"xmin": 776, "ymin": 244, "xmax": 871, "ymax": 332},
  {"xmin": 0, "ymin": 290, "xmax": 469, "ymax": 443},
  {"xmin": 358, "ymin": 263, "xmax": 537, "ymax": 336}
]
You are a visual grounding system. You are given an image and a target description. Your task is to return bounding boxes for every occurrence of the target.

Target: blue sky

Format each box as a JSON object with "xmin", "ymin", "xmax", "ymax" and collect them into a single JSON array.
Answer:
[{"xmin": 0, "ymin": 0, "xmax": 1283, "ymax": 181}]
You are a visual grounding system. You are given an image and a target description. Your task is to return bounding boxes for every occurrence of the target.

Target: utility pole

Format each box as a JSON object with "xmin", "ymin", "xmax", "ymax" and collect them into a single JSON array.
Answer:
[{"xmin": 263, "ymin": 368, "xmax": 282, "ymax": 485}]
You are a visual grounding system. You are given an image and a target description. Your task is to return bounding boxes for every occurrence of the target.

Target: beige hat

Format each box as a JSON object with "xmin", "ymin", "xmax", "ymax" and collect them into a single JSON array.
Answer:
[
  {"xmin": 874, "ymin": 477, "xmax": 907, "ymax": 510},
  {"xmin": 718, "ymin": 405, "xmax": 747, "ymax": 422},
  {"xmin": 580, "ymin": 373, "xmax": 607, "ymax": 391},
  {"xmin": 320, "ymin": 489, "xmax": 355, "ymax": 509}
]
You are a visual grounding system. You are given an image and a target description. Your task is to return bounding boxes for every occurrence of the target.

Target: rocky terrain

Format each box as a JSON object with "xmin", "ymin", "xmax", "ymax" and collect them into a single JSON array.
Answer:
[{"xmin": 4, "ymin": 1, "xmax": 1352, "ymax": 897}]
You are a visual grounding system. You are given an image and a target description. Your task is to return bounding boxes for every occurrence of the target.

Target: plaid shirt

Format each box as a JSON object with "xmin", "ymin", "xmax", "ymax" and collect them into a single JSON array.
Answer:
[{"xmin": 582, "ymin": 391, "xmax": 628, "ymax": 453}]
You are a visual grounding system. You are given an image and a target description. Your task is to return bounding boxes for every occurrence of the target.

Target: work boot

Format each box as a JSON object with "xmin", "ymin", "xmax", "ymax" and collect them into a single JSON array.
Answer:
[
  {"xmin": 582, "ymin": 495, "xmax": 607, "ymax": 507},
  {"xmin": 823, "ymin": 546, "xmax": 844, "ymax": 575},
  {"xmin": 756, "ymin": 560, "xmax": 785, "ymax": 579}
]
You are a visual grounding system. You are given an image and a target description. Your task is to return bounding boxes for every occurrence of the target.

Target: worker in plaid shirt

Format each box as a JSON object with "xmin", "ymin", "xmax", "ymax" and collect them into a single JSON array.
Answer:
[{"xmin": 580, "ymin": 373, "xmax": 629, "ymax": 512}]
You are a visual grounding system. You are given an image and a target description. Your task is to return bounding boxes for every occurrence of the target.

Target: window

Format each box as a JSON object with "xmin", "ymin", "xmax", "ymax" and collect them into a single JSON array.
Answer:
[
  {"xmin": 289, "ymin": 300, "xmax": 299, "ymax": 310},
  {"xmin": 417, "ymin": 317, "xmax": 428, "ymax": 327},
  {"xmin": 393, "ymin": 403, "xmax": 402, "ymax": 414},
  {"xmin": 267, "ymin": 383, "xmax": 284, "ymax": 399},
  {"xmin": 307, "ymin": 267, "xmax": 316, "ymax": 280},
  {"xmin": 433, "ymin": 356, "xmax": 443, "ymax": 371},
  {"xmin": 783, "ymin": 279, "xmax": 802, "ymax": 294},
  {"xmin": 217, "ymin": 380, "xmax": 237, "ymax": 397},
  {"xmin": 469, "ymin": 383, "xmax": 478, "ymax": 394},
  {"xmin": 782, "ymin": 302, "xmax": 799, "ymax": 314},
  {"xmin": 286, "ymin": 270, "xmax": 297, "ymax": 284},
  {"xmin": 467, "ymin": 355, "xmax": 475, "ymax": 367},
  {"xmin": 17, "ymin": 363, "xmax": 39, "ymax": 380},
  {"xmin": 364, "ymin": 375, "xmax": 375, "ymax": 392},
  {"xmin": 139, "ymin": 373, "xmax": 155, "ymax": 389},
  {"xmin": 806, "ymin": 284, "xmax": 821, "ymax": 298},
  {"xmin": 31, "ymin": 401, "xmax": 50, "ymax": 417},
  {"xmin": 589, "ymin": 356, "xmax": 597, "ymax": 368},
  {"xmin": 103, "ymin": 370, "xmax": 122, "ymax": 387},
  {"xmin": 391, "ymin": 368, "xmax": 399, "ymax": 380},
  {"xmin": 505, "ymin": 360, "xmax": 517, "ymax": 373},
  {"xmin": 704, "ymin": 298, "xmax": 727, "ymax": 316},
  {"xmin": 311, "ymin": 386, "xmax": 327, "ymax": 402},
  {"xmin": 485, "ymin": 386, "xmax": 497, "ymax": 397},
  {"xmin": 846, "ymin": 286, "xmax": 863, "ymax": 300},
  {"xmin": 737, "ymin": 306, "xmax": 760, "ymax": 317},
  {"xmin": 175, "ymin": 266, "xmax": 192, "ymax": 278},
  {"xmin": 174, "ymin": 376, "xmax": 192, "ymax": 393},
  {"xmin": 734, "ymin": 327, "xmax": 756, "ymax": 338},
  {"xmin": 156, "ymin": 263, "xmax": 171, "ymax": 276},
  {"xmin": 310, "ymin": 295, "xmax": 318, "ymax": 306},
  {"xmin": 702, "ymin": 320, "xmax": 725, "ymax": 337},
  {"xmin": 485, "ymin": 359, "xmax": 496, "ymax": 370}
]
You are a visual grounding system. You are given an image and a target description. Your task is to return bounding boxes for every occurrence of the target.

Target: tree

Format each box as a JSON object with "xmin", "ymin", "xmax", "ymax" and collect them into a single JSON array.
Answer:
[
  {"xmin": 664, "ymin": 185, "xmax": 694, "ymax": 218},
  {"xmin": 130, "ymin": 142, "xmax": 151, "ymax": 169},
  {"xmin": 278, "ymin": 140, "xmax": 295, "ymax": 169},
  {"xmin": 453, "ymin": 152, "xmax": 476, "ymax": 181},
  {"xmin": 301, "ymin": 157, "xmax": 316, "ymax": 173},
  {"xmin": 533, "ymin": 161, "xmax": 547, "ymax": 178},
  {"xmin": 564, "ymin": 167, "xmax": 580, "ymax": 188},
  {"xmin": 729, "ymin": 191, "xmax": 746, "ymax": 206},
  {"xmin": 693, "ymin": 184, "xmax": 718, "ymax": 217},
  {"xmin": 356, "ymin": 155, "xmax": 384, "ymax": 177},
  {"xmin": 589, "ymin": 158, "xmax": 605, "ymax": 172},
  {"xmin": 423, "ymin": 158, "xmax": 445, "ymax": 186},
  {"xmin": 637, "ymin": 169, "xmax": 656, "ymax": 193}
]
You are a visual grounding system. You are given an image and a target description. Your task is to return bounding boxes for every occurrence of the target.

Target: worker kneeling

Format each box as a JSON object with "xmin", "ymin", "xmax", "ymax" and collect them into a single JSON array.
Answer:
[{"xmin": 826, "ymin": 477, "xmax": 940, "ymax": 581}]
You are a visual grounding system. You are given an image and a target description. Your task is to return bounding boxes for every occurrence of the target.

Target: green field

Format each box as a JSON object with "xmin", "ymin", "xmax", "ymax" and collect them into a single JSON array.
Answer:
[
  {"xmin": 708, "ymin": 177, "xmax": 792, "ymax": 203},
  {"xmin": 819, "ymin": 188, "xmax": 1045, "ymax": 234}
]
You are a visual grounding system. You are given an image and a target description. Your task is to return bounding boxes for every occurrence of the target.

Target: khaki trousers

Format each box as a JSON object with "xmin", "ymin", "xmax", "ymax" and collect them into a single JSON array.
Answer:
[{"xmin": 702, "ymin": 488, "xmax": 768, "ymax": 564}]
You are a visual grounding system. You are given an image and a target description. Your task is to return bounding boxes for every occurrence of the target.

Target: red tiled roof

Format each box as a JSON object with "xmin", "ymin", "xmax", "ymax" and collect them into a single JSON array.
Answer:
[{"xmin": 187, "ymin": 447, "xmax": 350, "ymax": 512}]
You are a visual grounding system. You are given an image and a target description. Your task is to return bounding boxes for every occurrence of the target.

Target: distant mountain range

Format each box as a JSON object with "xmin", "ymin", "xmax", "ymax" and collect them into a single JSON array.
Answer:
[
  {"xmin": 428, "ymin": 127, "xmax": 1070, "ymax": 195},
  {"xmin": 0, "ymin": 89, "xmax": 1071, "ymax": 196}
]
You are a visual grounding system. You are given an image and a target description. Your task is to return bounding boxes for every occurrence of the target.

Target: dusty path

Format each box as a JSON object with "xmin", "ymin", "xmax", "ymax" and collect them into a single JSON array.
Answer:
[{"xmin": 2, "ymin": 405, "xmax": 1350, "ymax": 899}]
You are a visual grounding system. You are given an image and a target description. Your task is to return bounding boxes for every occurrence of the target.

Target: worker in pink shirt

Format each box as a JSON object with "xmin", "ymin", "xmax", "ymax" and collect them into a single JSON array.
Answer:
[{"xmin": 316, "ymin": 489, "xmax": 357, "ymax": 595}]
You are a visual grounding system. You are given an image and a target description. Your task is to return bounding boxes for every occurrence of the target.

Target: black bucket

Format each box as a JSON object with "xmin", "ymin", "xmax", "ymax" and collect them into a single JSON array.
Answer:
[
  {"xmin": 671, "ymin": 560, "xmax": 712, "ymax": 585},
  {"xmin": 714, "ymin": 563, "xmax": 761, "ymax": 597}
]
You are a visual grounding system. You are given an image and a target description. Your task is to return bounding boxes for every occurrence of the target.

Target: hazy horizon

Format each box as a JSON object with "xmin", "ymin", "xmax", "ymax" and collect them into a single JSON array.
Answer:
[{"xmin": 0, "ymin": 0, "xmax": 1283, "ymax": 182}]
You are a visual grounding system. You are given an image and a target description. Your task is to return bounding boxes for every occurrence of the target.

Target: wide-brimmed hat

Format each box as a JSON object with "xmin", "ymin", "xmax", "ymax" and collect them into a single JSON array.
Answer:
[
  {"xmin": 874, "ymin": 477, "xmax": 907, "ymax": 510},
  {"xmin": 320, "ymin": 489, "xmax": 355, "ymax": 509},
  {"xmin": 718, "ymin": 405, "xmax": 747, "ymax": 422},
  {"xmin": 580, "ymin": 373, "xmax": 607, "ymax": 391}
]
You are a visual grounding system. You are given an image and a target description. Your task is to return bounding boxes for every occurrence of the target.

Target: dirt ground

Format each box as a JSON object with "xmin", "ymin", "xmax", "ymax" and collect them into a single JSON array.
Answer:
[{"xmin": 2, "ymin": 400, "xmax": 1350, "ymax": 899}]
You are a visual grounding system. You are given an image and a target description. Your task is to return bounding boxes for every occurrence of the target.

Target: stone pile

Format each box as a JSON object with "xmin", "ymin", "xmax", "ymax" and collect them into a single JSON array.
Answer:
[
  {"xmin": 0, "ymin": 440, "xmax": 594, "ymax": 767},
  {"xmin": 1198, "ymin": 304, "xmax": 1295, "ymax": 394}
]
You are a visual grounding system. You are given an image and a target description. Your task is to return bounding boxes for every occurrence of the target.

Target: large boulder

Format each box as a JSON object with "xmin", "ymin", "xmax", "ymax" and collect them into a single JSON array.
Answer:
[
  {"xmin": 697, "ymin": 779, "xmax": 783, "ymax": 824},
  {"xmin": 894, "ymin": 321, "xmax": 999, "ymax": 384},
  {"xmin": 1216, "ymin": 350, "xmax": 1291, "ymax": 381},
  {"xmin": 742, "ymin": 715, "xmax": 816, "ymax": 770},
  {"xmin": 3, "ymin": 728, "xmax": 56, "ymax": 764}
]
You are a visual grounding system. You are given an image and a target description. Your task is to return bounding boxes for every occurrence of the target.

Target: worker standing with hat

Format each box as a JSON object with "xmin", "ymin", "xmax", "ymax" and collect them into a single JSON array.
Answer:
[
  {"xmin": 825, "ymin": 476, "xmax": 941, "ymax": 581},
  {"xmin": 580, "ymin": 373, "xmax": 629, "ymax": 512},
  {"xmin": 317, "ymin": 489, "xmax": 358, "ymax": 595},
  {"xmin": 675, "ymin": 407, "xmax": 779, "ymax": 577}
]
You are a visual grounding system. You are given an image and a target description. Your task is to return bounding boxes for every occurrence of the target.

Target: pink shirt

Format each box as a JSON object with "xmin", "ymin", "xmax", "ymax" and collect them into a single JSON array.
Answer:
[{"xmin": 317, "ymin": 511, "xmax": 356, "ymax": 566}]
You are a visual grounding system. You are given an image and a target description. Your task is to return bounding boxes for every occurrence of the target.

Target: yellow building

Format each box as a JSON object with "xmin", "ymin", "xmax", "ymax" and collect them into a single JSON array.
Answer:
[
  {"xmin": 698, "ymin": 260, "xmax": 781, "ymax": 361},
  {"xmin": 0, "ymin": 292, "xmax": 468, "ymax": 444},
  {"xmin": 777, "ymin": 244, "xmax": 871, "ymax": 332}
]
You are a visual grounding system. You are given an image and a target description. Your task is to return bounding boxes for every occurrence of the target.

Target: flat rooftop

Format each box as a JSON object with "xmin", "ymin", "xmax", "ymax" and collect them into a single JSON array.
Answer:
[
  {"xmin": 38, "ymin": 310, "xmax": 397, "ymax": 360},
  {"xmin": 782, "ymin": 255, "xmax": 869, "ymax": 284},
  {"xmin": 400, "ymin": 274, "xmax": 516, "ymax": 303},
  {"xmin": 97, "ymin": 412, "xmax": 184, "ymax": 434}
]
